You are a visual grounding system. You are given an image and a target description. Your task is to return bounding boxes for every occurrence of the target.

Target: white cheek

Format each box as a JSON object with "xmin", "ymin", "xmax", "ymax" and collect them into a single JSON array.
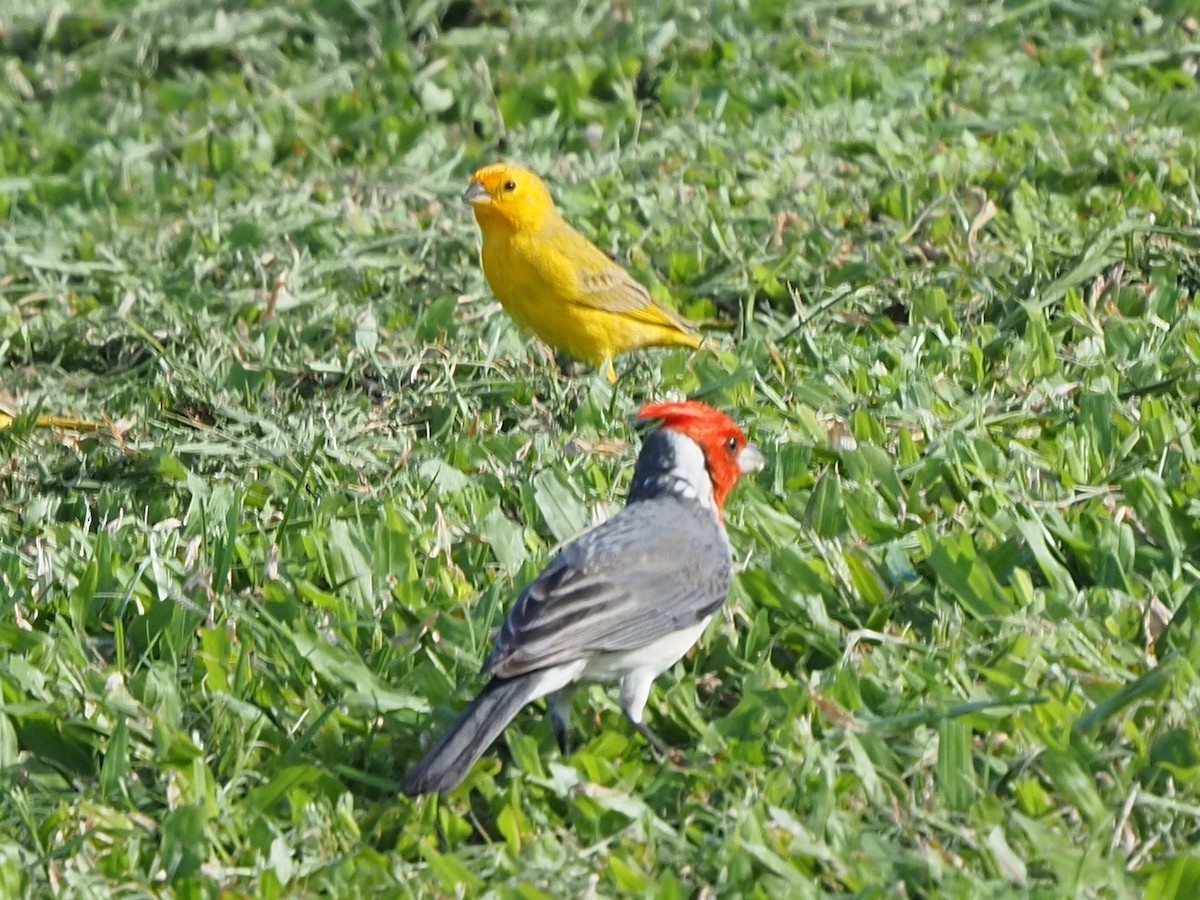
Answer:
[{"xmin": 664, "ymin": 432, "xmax": 714, "ymax": 509}]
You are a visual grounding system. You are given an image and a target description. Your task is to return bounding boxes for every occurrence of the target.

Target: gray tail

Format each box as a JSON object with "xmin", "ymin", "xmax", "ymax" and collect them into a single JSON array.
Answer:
[{"xmin": 400, "ymin": 676, "xmax": 536, "ymax": 796}]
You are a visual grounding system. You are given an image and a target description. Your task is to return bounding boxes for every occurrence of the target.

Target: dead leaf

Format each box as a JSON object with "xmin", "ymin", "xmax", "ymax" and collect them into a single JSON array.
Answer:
[
  {"xmin": 966, "ymin": 189, "xmax": 996, "ymax": 254},
  {"xmin": 565, "ymin": 436, "xmax": 630, "ymax": 456},
  {"xmin": 1144, "ymin": 596, "xmax": 1173, "ymax": 652},
  {"xmin": 772, "ymin": 210, "xmax": 804, "ymax": 249}
]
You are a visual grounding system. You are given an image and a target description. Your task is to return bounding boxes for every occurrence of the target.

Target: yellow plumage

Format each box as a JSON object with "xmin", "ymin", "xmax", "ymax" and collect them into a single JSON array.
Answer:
[{"xmin": 463, "ymin": 163, "xmax": 702, "ymax": 382}]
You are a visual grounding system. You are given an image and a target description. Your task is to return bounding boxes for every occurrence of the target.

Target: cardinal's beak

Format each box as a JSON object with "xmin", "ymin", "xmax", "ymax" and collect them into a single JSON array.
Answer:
[
  {"xmin": 462, "ymin": 180, "xmax": 489, "ymax": 205},
  {"xmin": 738, "ymin": 443, "xmax": 766, "ymax": 474}
]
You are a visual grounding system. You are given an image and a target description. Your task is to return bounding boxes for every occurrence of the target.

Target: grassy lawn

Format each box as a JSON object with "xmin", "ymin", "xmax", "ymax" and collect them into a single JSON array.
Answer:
[{"xmin": 2, "ymin": 0, "xmax": 1199, "ymax": 895}]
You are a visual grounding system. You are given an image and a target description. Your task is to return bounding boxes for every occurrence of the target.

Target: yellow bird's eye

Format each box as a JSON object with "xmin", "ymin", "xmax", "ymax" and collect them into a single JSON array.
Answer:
[{"xmin": 503, "ymin": 179, "xmax": 517, "ymax": 192}]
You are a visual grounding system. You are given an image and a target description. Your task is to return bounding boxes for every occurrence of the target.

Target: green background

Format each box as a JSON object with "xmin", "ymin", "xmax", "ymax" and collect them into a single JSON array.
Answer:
[{"xmin": 1, "ymin": 0, "xmax": 1198, "ymax": 896}]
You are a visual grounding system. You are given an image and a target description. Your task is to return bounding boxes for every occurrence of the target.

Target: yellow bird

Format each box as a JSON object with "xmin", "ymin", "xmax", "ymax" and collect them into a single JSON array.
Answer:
[{"xmin": 463, "ymin": 163, "xmax": 702, "ymax": 382}]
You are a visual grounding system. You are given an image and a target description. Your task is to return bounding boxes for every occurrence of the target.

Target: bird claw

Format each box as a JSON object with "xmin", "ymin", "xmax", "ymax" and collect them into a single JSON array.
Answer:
[
  {"xmin": 666, "ymin": 748, "xmax": 689, "ymax": 768},
  {"xmin": 632, "ymin": 721, "xmax": 690, "ymax": 768}
]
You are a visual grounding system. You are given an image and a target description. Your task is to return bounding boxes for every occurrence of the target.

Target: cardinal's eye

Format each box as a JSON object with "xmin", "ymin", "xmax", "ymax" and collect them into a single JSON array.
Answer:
[
  {"xmin": 725, "ymin": 436, "xmax": 739, "ymax": 453},
  {"xmin": 503, "ymin": 179, "xmax": 517, "ymax": 192}
]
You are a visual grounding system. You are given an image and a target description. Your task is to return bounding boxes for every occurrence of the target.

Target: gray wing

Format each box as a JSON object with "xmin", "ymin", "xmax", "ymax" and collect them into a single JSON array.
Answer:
[{"xmin": 482, "ymin": 497, "xmax": 731, "ymax": 679}]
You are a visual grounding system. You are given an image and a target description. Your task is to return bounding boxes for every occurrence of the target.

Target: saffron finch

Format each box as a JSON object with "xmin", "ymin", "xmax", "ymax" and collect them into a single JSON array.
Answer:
[{"xmin": 463, "ymin": 163, "xmax": 702, "ymax": 382}]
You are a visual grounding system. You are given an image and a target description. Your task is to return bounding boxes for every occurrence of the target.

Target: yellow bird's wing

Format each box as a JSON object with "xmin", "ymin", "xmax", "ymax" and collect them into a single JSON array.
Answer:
[{"xmin": 557, "ymin": 227, "xmax": 696, "ymax": 331}]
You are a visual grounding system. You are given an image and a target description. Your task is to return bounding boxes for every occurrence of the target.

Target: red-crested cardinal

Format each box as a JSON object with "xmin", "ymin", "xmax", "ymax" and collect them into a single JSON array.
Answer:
[{"xmin": 400, "ymin": 400, "xmax": 764, "ymax": 795}]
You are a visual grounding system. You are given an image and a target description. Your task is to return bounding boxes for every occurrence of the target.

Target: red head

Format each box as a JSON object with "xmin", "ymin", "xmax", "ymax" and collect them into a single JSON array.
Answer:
[{"xmin": 637, "ymin": 400, "xmax": 764, "ymax": 512}]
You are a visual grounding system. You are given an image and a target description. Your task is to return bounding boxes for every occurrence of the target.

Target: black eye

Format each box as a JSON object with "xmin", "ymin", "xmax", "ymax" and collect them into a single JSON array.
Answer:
[
  {"xmin": 725, "ymin": 436, "xmax": 739, "ymax": 453},
  {"xmin": 503, "ymin": 179, "xmax": 517, "ymax": 192}
]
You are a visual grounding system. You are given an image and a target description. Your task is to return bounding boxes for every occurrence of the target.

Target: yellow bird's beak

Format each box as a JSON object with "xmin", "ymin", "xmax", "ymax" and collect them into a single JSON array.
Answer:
[{"xmin": 462, "ymin": 180, "xmax": 489, "ymax": 205}]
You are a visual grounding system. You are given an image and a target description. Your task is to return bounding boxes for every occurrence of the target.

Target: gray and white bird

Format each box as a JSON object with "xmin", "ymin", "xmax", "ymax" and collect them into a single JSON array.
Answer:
[{"xmin": 400, "ymin": 400, "xmax": 764, "ymax": 795}]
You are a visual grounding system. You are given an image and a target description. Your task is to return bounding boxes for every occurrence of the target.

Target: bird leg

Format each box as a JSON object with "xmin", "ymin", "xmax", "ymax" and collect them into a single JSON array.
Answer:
[
  {"xmin": 548, "ymin": 687, "xmax": 575, "ymax": 755},
  {"xmin": 630, "ymin": 719, "xmax": 670, "ymax": 757}
]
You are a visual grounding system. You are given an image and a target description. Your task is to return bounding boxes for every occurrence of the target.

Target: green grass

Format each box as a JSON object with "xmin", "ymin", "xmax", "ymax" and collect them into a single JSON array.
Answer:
[{"xmin": 2, "ymin": 0, "xmax": 1199, "ymax": 895}]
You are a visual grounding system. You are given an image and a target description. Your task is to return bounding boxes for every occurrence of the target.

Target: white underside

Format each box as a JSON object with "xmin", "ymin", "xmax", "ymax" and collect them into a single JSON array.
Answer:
[{"xmin": 515, "ymin": 615, "xmax": 713, "ymax": 727}]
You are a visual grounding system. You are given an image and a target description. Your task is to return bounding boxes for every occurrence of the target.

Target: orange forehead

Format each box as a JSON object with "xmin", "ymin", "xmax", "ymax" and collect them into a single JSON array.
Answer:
[{"xmin": 469, "ymin": 163, "xmax": 536, "ymax": 193}]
